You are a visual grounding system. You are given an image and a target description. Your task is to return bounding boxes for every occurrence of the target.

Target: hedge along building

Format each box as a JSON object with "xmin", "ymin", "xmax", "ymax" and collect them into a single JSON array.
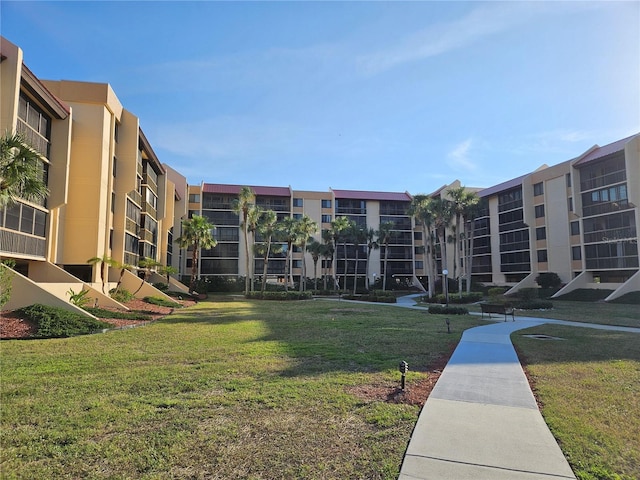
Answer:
[{"xmin": 1, "ymin": 37, "xmax": 186, "ymax": 314}]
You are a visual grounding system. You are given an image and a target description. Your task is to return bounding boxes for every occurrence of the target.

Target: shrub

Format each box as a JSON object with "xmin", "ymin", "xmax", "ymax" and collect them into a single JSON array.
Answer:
[
  {"xmin": 17, "ymin": 304, "xmax": 112, "ymax": 338},
  {"xmin": 609, "ymin": 291, "xmax": 640, "ymax": 305},
  {"xmin": 67, "ymin": 288, "xmax": 92, "ymax": 307},
  {"xmin": 143, "ymin": 296, "xmax": 182, "ymax": 308},
  {"xmin": 84, "ymin": 308, "xmax": 152, "ymax": 321},
  {"xmin": 432, "ymin": 292, "xmax": 483, "ymax": 304},
  {"xmin": 517, "ymin": 288, "xmax": 539, "ymax": 301},
  {"xmin": 535, "ymin": 272, "xmax": 562, "ymax": 289},
  {"xmin": 153, "ymin": 282, "xmax": 168, "ymax": 291},
  {"xmin": 488, "ymin": 287, "xmax": 507, "ymax": 299},
  {"xmin": 0, "ymin": 259, "xmax": 16, "ymax": 308},
  {"xmin": 428, "ymin": 305, "xmax": 469, "ymax": 315},
  {"xmin": 514, "ymin": 300, "xmax": 553, "ymax": 310},
  {"xmin": 554, "ymin": 289, "xmax": 613, "ymax": 302},
  {"xmin": 110, "ymin": 288, "xmax": 135, "ymax": 303},
  {"xmin": 245, "ymin": 291, "xmax": 312, "ymax": 301}
]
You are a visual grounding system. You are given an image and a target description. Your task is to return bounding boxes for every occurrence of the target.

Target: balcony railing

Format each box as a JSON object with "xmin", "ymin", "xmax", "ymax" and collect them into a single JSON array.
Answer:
[
  {"xmin": 583, "ymin": 226, "xmax": 637, "ymax": 244},
  {"xmin": 16, "ymin": 119, "xmax": 50, "ymax": 158},
  {"xmin": 580, "ymin": 170, "xmax": 626, "ymax": 192},
  {"xmin": 0, "ymin": 229, "xmax": 46, "ymax": 258},
  {"xmin": 128, "ymin": 190, "xmax": 142, "ymax": 206}
]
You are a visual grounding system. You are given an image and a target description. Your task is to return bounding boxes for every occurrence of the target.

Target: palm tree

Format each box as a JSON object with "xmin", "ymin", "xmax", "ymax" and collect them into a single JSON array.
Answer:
[
  {"xmin": 306, "ymin": 239, "xmax": 323, "ymax": 291},
  {"xmin": 0, "ymin": 132, "xmax": 49, "ymax": 208},
  {"xmin": 463, "ymin": 194, "xmax": 482, "ymax": 293},
  {"xmin": 447, "ymin": 186, "xmax": 477, "ymax": 296},
  {"xmin": 279, "ymin": 216, "xmax": 299, "ymax": 291},
  {"xmin": 431, "ymin": 197, "xmax": 454, "ymax": 296},
  {"xmin": 246, "ymin": 205, "xmax": 262, "ymax": 291},
  {"xmin": 331, "ymin": 216, "xmax": 353, "ymax": 292},
  {"xmin": 87, "ymin": 254, "xmax": 115, "ymax": 294},
  {"xmin": 175, "ymin": 214, "xmax": 217, "ymax": 294},
  {"xmin": 321, "ymin": 229, "xmax": 335, "ymax": 290},
  {"xmin": 113, "ymin": 260, "xmax": 134, "ymax": 293},
  {"xmin": 232, "ymin": 186, "xmax": 256, "ymax": 295},
  {"xmin": 408, "ymin": 195, "xmax": 437, "ymax": 299},
  {"xmin": 158, "ymin": 264, "xmax": 179, "ymax": 287},
  {"xmin": 377, "ymin": 221, "xmax": 394, "ymax": 291},
  {"xmin": 133, "ymin": 257, "xmax": 162, "ymax": 295},
  {"xmin": 296, "ymin": 215, "xmax": 318, "ymax": 292},
  {"xmin": 365, "ymin": 227, "xmax": 379, "ymax": 291},
  {"xmin": 255, "ymin": 209, "xmax": 279, "ymax": 293},
  {"xmin": 351, "ymin": 224, "xmax": 367, "ymax": 295}
]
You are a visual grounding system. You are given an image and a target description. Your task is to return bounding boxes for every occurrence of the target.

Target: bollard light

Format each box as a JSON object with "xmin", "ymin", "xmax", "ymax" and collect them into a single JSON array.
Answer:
[
  {"xmin": 446, "ymin": 318, "xmax": 451, "ymax": 334},
  {"xmin": 398, "ymin": 360, "xmax": 409, "ymax": 391}
]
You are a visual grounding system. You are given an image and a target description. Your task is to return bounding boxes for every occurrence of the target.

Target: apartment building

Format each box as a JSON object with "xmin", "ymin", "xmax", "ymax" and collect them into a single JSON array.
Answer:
[
  {"xmin": 465, "ymin": 134, "xmax": 639, "ymax": 300},
  {"xmin": 1, "ymin": 37, "xmax": 184, "ymax": 313},
  {"xmin": 185, "ymin": 184, "xmax": 417, "ymax": 289}
]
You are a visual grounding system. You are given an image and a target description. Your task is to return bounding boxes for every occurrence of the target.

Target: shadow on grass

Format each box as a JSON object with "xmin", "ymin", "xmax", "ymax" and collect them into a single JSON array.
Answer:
[{"xmin": 159, "ymin": 298, "xmax": 485, "ymax": 378}]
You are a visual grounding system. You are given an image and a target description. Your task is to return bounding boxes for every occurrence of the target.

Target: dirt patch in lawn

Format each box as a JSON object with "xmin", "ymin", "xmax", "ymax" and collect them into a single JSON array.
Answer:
[{"xmin": 347, "ymin": 346, "xmax": 454, "ymax": 407}]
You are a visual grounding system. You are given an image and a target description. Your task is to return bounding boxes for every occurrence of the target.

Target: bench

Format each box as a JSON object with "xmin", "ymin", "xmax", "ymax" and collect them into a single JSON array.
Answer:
[{"xmin": 480, "ymin": 303, "xmax": 515, "ymax": 322}]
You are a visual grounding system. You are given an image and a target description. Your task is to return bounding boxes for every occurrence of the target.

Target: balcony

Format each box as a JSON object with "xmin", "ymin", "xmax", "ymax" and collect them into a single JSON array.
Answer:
[
  {"xmin": 0, "ymin": 229, "xmax": 46, "ymax": 258},
  {"xmin": 128, "ymin": 190, "xmax": 142, "ymax": 206},
  {"xmin": 16, "ymin": 119, "xmax": 50, "ymax": 158}
]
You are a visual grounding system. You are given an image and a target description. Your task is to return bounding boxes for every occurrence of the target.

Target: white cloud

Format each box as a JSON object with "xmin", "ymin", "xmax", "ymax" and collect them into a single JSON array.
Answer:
[
  {"xmin": 448, "ymin": 138, "xmax": 477, "ymax": 171},
  {"xmin": 356, "ymin": 2, "xmax": 601, "ymax": 75}
]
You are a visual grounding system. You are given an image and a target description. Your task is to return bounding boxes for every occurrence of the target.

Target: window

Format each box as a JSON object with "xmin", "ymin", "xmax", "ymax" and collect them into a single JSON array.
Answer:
[
  {"xmin": 415, "ymin": 261, "xmax": 424, "ymax": 269},
  {"xmin": 572, "ymin": 246, "xmax": 582, "ymax": 261},
  {"xmin": 146, "ymin": 189, "xmax": 157, "ymax": 209},
  {"xmin": 533, "ymin": 182, "xmax": 544, "ymax": 196},
  {"xmin": 414, "ymin": 231, "xmax": 422, "ymax": 240},
  {"xmin": 321, "ymin": 199, "xmax": 332, "ymax": 209},
  {"xmin": 111, "ymin": 192, "xmax": 116, "ymax": 213},
  {"xmin": 112, "ymin": 157, "xmax": 117, "ymax": 177},
  {"xmin": 189, "ymin": 193, "xmax": 201, "ymax": 204},
  {"xmin": 536, "ymin": 227, "xmax": 546, "ymax": 240},
  {"xmin": 534, "ymin": 205, "xmax": 545, "ymax": 218},
  {"xmin": 321, "ymin": 214, "xmax": 332, "ymax": 223},
  {"xmin": 293, "ymin": 198, "xmax": 303, "ymax": 207},
  {"xmin": 568, "ymin": 197, "xmax": 573, "ymax": 212},
  {"xmin": 537, "ymin": 250, "xmax": 548, "ymax": 263},
  {"xmin": 293, "ymin": 213, "xmax": 302, "ymax": 220},
  {"xmin": 292, "ymin": 260, "xmax": 302, "ymax": 268},
  {"xmin": 114, "ymin": 122, "xmax": 120, "ymax": 142},
  {"xmin": 566, "ymin": 173, "xmax": 571, "ymax": 188},
  {"xmin": 570, "ymin": 221, "xmax": 580, "ymax": 236}
]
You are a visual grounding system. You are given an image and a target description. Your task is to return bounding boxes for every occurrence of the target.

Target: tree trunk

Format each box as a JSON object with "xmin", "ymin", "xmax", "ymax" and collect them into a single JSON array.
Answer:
[
  {"xmin": 466, "ymin": 221, "xmax": 476, "ymax": 294},
  {"xmin": 382, "ymin": 243, "xmax": 389, "ymax": 291},
  {"xmin": 353, "ymin": 247, "xmax": 359, "ymax": 295}
]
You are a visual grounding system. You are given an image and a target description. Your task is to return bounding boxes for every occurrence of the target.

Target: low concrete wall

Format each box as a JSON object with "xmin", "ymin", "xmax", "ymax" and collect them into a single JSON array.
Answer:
[
  {"xmin": 605, "ymin": 270, "xmax": 640, "ymax": 302},
  {"xmin": 147, "ymin": 272, "xmax": 190, "ymax": 294},
  {"xmin": 120, "ymin": 270, "xmax": 176, "ymax": 302},
  {"xmin": 29, "ymin": 262, "xmax": 124, "ymax": 309},
  {"xmin": 1, "ymin": 265, "xmax": 97, "ymax": 319}
]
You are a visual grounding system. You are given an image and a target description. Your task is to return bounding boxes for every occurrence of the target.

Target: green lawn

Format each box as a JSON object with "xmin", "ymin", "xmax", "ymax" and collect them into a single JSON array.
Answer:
[
  {"xmin": 464, "ymin": 299, "xmax": 639, "ymax": 328},
  {"xmin": 513, "ymin": 325, "xmax": 640, "ymax": 480},
  {"xmin": 1, "ymin": 298, "xmax": 484, "ymax": 480}
]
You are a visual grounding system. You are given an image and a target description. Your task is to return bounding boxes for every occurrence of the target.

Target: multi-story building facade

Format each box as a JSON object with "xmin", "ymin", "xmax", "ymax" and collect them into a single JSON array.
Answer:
[
  {"xmin": 1, "ymin": 37, "xmax": 185, "ymax": 313},
  {"xmin": 2, "ymin": 36, "xmax": 637, "ymax": 309}
]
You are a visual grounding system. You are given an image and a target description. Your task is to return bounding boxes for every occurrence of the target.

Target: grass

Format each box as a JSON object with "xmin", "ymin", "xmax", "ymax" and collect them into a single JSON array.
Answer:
[
  {"xmin": 1, "ymin": 298, "xmax": 484, "ymax": 479},
  {"xmin": 460, "ymin": 299, "xmax": 639, "ymax": 328},
  {"xmin": 513, "ymin": 325, "xmax": 640, "ymax": 480}
]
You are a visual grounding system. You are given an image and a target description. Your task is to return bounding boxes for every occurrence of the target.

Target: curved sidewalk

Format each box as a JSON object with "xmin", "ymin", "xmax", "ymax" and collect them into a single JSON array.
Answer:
[{"xmin": 398, "ymin": 319, "xmax": 577, "ymax": 479}]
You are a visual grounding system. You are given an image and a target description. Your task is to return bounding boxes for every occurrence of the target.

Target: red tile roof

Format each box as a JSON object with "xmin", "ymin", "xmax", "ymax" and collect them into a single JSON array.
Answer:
[
  {"xmin": 203, "ymin": 183, "xmax": 291, "ymax": 197},
  {"xmin": 573, "ymin": 133, "xmax": 638, "ymax": 166},
  {"xmin": 331, "ymin": 189, "xmax": 412, "ymax": 201}
]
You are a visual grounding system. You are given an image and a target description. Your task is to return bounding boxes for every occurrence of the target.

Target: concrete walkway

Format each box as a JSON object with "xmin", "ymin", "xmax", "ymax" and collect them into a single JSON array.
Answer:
[{"xmin": 391, "ymin": 294, "xmax": 639, "ymax": 479}]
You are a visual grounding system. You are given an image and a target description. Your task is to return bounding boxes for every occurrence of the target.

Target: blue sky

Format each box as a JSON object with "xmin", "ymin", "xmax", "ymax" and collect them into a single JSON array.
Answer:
[{"xmin": 2, "ymin": 1, "xmax": 638, "ymax": 194}]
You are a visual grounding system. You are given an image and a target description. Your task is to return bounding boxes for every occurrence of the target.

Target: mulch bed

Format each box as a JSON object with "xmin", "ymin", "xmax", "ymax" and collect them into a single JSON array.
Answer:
[
  {"xmin": 347, "ymin": 345, "xmax": 455, "ymax": 407},
  {"xmin": 0, "ymin": 297, "xmax": 196, "ymax": 340}
]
